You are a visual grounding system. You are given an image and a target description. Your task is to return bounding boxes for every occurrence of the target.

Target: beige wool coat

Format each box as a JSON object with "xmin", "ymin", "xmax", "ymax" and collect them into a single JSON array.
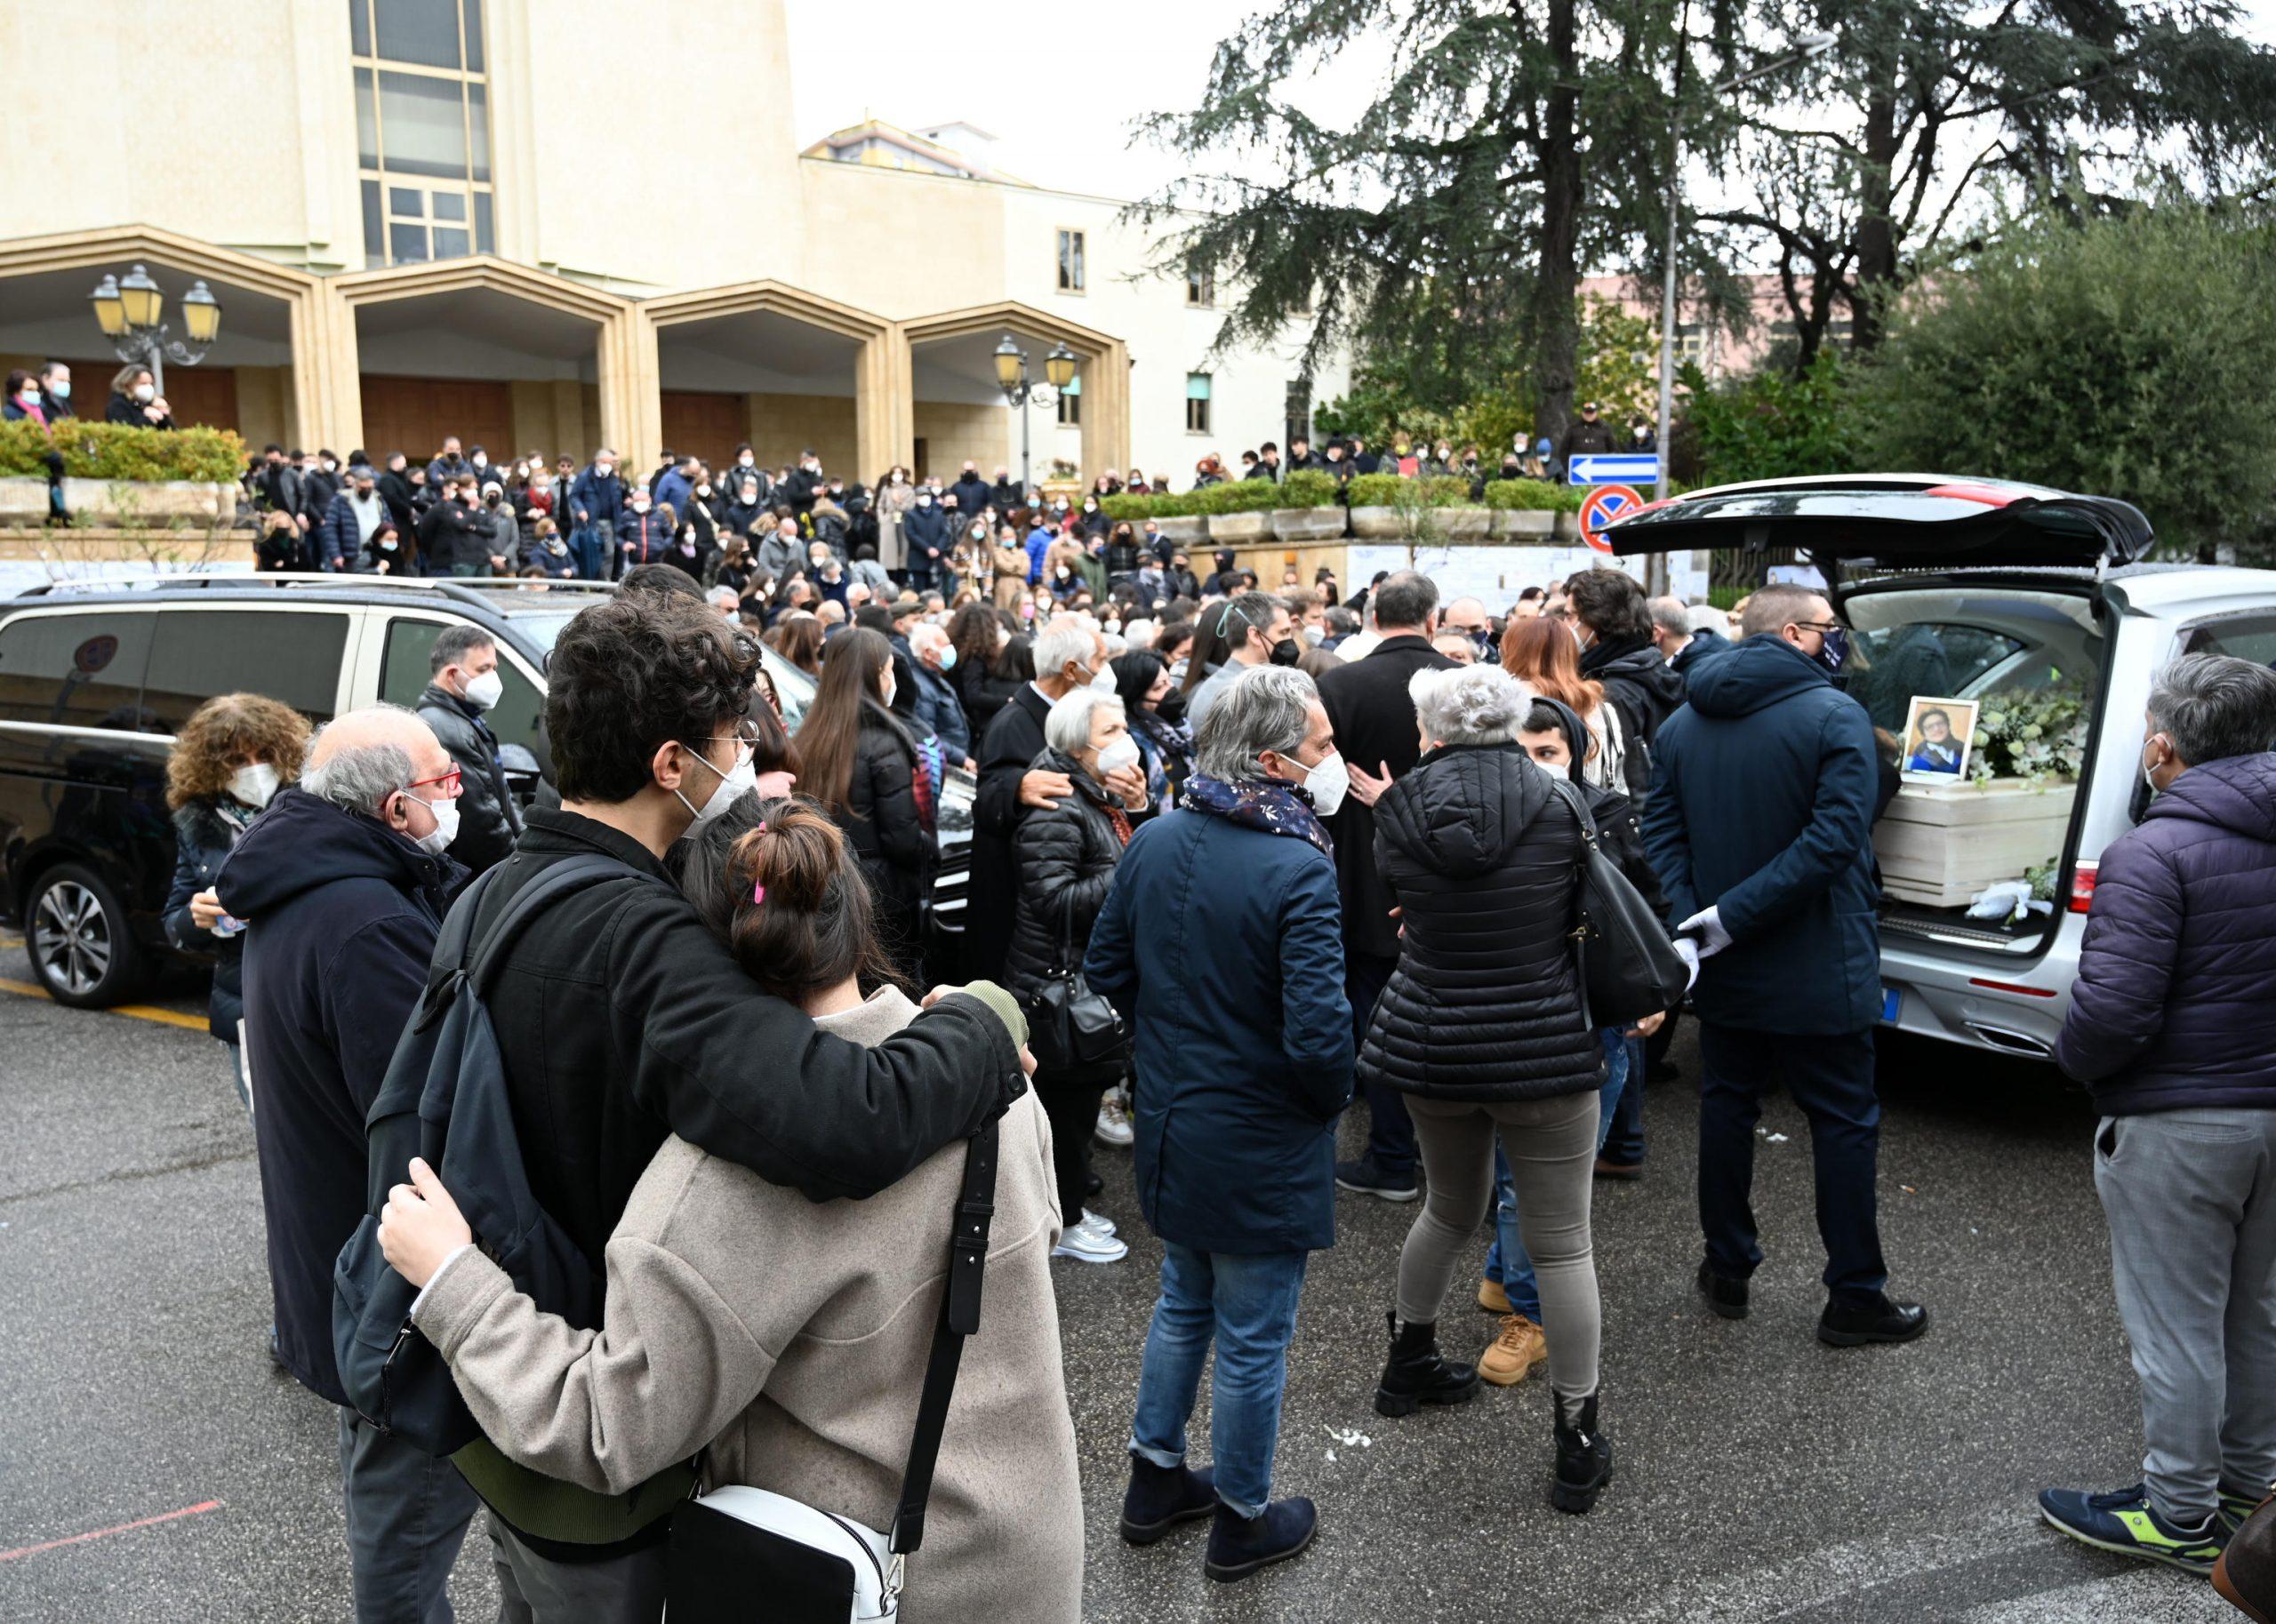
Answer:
[{"xmin": 413, "ymin": 986, "xmax": 1083, "ymax": 1621}]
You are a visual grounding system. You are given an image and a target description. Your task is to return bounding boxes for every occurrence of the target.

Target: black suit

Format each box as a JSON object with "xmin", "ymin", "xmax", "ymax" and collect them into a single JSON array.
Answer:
[
  {"xmin": 967, "ymin": 684, "xmax": 1053, "ymax": 981},
  {"xmin": 1314, "ymin": 633, "xmax": 1459, "ymax": 1181}
]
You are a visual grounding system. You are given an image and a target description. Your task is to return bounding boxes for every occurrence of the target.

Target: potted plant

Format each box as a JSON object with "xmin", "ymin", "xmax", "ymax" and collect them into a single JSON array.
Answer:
[
  {"xmin": 1269, "ymin": 469, "xmax": 1345, "ymax": 541},
  {"xmin": 1484, "ymin": 478, "xmax": 1580, "ymax": 540}
]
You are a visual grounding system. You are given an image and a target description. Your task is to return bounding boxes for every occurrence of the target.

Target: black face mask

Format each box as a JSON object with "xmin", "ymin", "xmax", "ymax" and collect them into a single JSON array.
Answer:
[
  {"xmin": 1267, "ymin": 636, "xmax": 1302, "ymax": 668},
  {"xmin": 1156, "ymin": 690, "xmax": 1189, "ymax": 727}
]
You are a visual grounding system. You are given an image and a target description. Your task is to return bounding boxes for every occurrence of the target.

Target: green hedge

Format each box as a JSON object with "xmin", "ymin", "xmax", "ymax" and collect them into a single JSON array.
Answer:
[
  {"xmin": 1276, "ymin": 468, "xmax": 1339, "ymax": 508},
  {"xmin": 1481, "ymin": 477, "xmax": 1587, "ymax": 513},
  {"xmin": 1343, "ymin": 473, "xmax": 1479, "ymax": 508},
  {"xmin": 0, "ymin": 419, "xmax": 246, "ymax": 483}
]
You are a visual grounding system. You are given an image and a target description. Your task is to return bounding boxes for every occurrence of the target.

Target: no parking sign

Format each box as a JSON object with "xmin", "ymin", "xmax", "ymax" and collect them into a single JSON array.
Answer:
[{"xmin": 1578, "ymin": 484, "xmax": 1643, "ymax": 552}]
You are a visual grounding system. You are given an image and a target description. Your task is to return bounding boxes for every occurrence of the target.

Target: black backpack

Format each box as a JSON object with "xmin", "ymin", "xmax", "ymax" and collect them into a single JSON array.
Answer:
[{"xmin": 332, "ymin": 853, "xmax": 659, "ymax": 1455}]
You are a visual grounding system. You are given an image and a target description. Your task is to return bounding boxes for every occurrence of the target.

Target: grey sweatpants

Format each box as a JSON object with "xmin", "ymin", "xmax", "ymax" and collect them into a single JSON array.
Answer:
[
  {"xmin": 2096, "ymin": 1108, "xmax": 2276, "ymax": 1525},
  {"xmin": 336, "ymin": 1409, "xmax": 477, "ymax": 1623},
  {"xmin": 1398, "ymin": 1092, "xmax": 1601, "ymax": 1398}
]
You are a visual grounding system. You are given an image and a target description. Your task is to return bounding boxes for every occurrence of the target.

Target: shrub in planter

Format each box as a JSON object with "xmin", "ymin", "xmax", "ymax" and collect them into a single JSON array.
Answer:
[
  {"xmin": 1191, "ymin": 480, "xmax": 1283, "ymax": 516},
  {"xmin": 0, "ymin": 420, "xmax": 246, "ymax": 483},
  {"xmin": 1101, "ymin": 492, "xmax": 1159, "ymax": 523},
  {"xmin": 1277, "ymin": 469, "xmax": 1338, "ymax": 508},
  {"xmin": 1481, "ymin": 478, "xmax": 1583, "ymax": 513}
]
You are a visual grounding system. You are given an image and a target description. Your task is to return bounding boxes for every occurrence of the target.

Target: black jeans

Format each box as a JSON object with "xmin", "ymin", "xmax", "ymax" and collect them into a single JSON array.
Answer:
[
  {"xmin": 1696, "ymin": 1022, "xmax": 1888, "ymax": 1305},
  {"xmin": 1035, "ymin": 1074, "xmax": 1104, "ymax": 1223},
  {"xmin": 1347, "ymin": 952, "xmax": 1414, "ymax": 1178}
]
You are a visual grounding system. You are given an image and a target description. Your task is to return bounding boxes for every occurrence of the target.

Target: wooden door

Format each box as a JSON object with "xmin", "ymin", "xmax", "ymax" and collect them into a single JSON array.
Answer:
[
  {"xmin": 358, "ymin": 375, "xmax": 513, "ymax": 467},
  {"xmin": 660, "ymin": 391, "xmax": 745, "ymax": 473}
]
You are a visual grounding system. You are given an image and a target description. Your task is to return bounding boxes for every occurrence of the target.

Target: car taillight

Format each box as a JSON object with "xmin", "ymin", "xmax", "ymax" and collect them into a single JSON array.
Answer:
[{"xmin": 2067, "ymin": 860, "xmax": 2099, "ymax": 914}]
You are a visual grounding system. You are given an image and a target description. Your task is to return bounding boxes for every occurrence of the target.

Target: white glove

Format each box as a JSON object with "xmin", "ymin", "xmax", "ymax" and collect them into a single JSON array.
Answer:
[
  {"xmin": 1967, "ymin": 880, "xmax": 2032, "ymax": 923},
  {"xmin": 1673, "ymin": 935, "xmax": 1702, "ymax": 991},
  {"xmin": 1677, "ymin": 906, "xmax": 1732, "ymax": 958}
]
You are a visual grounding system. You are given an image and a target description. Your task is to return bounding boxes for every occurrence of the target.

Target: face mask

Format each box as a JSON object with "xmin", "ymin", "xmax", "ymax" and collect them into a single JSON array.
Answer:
[
  {"xmin": 1268, "ymin": 636, "xmax": 1302, "ymax": 668},
  {"xmin": 917, "ymin": 494, "xmax": 933, "ymax": 507},
  {"xmin": 228, "ymin": 762, "xmax": 279, "ymax": 809},
  {"xmin": 48, "ymin": 380, "xmax": 69, "ymax": 400},
  {"xmin": 132, "ymin": 384, "xmax": 156, "ymax": 403},
  {"xmin": 936, "ymin": 644, "xmax": 958, "ymax": 672},
  {"xmin": 1303, "ymin": 625, "xmax": 1326, "ymax": 647},
  {"xmin": 632, "ymin": 500, "xmax": 651, "ymax": 514},
  {"xmin": 596, "ymin": 462, "xmax": 614, "ymax": 476},
  {"xmin": 780, "ymin": 531, "xmax": 798, "ymax": 546},
  {"xmin": 881, "ymin": 674, "xmax": 898, "ymax": 708},
  {"xmin": 739, "ymin": 454, "xmax": 755, "ymax": 467},
  {"xmin": 1084, "ymin": 501, "xmax": 1097, "ymax": 512},
  {"xmin": 2143, "ymin": 740, "xmax": 2167, "ymax": 797},
  {"xmin": 1057, "ymin": 567, "xmax": 1072, "ymax": 580},
  {"xmin": 405, "ymin": 792, "xmax": 460, "ymax": 856},
  {"xmin": 461, "ymin": 668, "xmax": 504, "ymax": 711},
  {"xmin": 324, "ymin": 459, "xmax": 340, "ymax": 473},
  {"xmin": 1812, "ymin": 625, "xmax": 1849, "ymax": 675},
  {"xmin": 673, "ymin": 741, "xmax": 754, "ymax": 830},
  {"xmin": 1288, "ymin": 748, "xmax": 1350, "ymax": 817},
  {"xmin": 1097, "ymin": 736, "xmax": 1141, "ymax": 776},
  {"xmin": 380, "ymin": 537, "xmax": 398, "ymax": 551},
  {"xmin": 1089, "ymin": 664, "xmax": 1117, "ymax": 692},
  {"xmin": 472, "ymin": 454, "xmax": 488, "ymax": 468}
]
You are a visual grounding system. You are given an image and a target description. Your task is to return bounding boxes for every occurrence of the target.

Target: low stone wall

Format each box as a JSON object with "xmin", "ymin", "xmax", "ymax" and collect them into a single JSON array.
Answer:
[{"xmin": 0, "ymin": 476, "xmax": 237, "ymax": 524}]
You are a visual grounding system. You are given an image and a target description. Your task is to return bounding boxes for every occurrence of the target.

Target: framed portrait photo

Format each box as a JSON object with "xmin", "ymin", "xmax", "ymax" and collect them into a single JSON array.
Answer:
[{"xmin": 1901, "ymin": 695, "xmax": 1978, "ymax": 781}]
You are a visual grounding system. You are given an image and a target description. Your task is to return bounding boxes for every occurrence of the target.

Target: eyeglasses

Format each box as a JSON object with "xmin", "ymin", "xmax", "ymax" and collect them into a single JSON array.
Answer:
[
  {"xmin": 405, "ymin": 766, "xmax": 462, "ymax": 796},
  {"xmin": 1791, "ymin": 620, "xmax": 1842, "ymax": 636}
]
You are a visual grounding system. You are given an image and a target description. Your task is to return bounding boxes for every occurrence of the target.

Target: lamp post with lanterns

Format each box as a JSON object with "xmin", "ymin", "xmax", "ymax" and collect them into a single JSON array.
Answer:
[
  {"xmin": 992, "ymin": 334, "xmax": 1078, "ymax": 495},
  {"xmin": 88, "ymin": 263, "xmax": 223, "ymax": 399}
]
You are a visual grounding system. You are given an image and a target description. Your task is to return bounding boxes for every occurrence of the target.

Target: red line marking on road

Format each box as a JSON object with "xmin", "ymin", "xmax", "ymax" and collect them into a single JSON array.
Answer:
[{"xmin": 0, "ymin": 1500, "xmax": 222, "ymax": 1562}]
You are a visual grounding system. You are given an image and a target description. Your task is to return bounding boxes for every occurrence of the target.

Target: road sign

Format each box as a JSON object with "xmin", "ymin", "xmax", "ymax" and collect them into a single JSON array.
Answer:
[
  {"xmin": 1567, "ymin": 453, "xmax": 1661, "ymax": 486},
  {"xmin": 1578, "ymin": 484, "xmax": 1644, "ymax": 553}
]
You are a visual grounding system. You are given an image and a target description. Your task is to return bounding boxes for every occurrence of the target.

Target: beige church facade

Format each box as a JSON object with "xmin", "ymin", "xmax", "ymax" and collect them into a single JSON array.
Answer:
[{"xmin": 0, "ymin": 0, "xmax": 1339, "ymax": 484}]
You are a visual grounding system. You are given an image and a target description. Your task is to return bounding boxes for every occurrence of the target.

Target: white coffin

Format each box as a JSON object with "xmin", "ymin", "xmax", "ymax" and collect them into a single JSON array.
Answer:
[{"xmin": 1872, "ymin": 779, "xmax": 2078, "ymax": 908}]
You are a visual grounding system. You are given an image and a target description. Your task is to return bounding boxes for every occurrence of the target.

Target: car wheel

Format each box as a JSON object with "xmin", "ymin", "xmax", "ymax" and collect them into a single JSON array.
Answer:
[{"xmin": 26, "ymin": 863, "xmax": 145, "ymax": 1008}]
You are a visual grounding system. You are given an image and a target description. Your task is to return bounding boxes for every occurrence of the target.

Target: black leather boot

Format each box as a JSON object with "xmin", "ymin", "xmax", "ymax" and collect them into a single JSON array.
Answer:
[
  {"xmin": 1551, "ymin": 1389, "xmax": 1613, "ymax": 1514},
  {"xmin": 1373, "ymin": 1310, "xmax": 1482, "ymax": 1418}
]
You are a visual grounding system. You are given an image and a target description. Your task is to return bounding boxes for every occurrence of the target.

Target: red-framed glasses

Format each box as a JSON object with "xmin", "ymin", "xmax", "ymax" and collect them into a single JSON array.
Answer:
[{"xmin": 406, "ymin": 766, "xmax": 463, "ymax": 796}]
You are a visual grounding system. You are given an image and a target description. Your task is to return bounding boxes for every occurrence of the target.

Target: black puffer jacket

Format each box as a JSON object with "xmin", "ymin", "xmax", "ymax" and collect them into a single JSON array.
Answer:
[
  {"xmin": 1004, "ymin": 748, "xmax": 1126, "ymax": 1006},
  {"xmin": 838, "ymin": 706, "xmax": 934, "ymax": 920},
  {"xmin": 1358, "ymin": 742, "xmax": 1601, "ymax": 1100}
]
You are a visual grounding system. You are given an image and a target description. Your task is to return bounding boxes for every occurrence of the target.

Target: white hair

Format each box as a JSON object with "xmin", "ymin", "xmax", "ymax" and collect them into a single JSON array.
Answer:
[
  {"xmin": 1124, "ymin": 618, "xmax": 1157, "ymax": 650},
  {"xmin": 1045, "ymin": 687, "xmax": 1125, "ymax": 755},
  {"xmin": 300, "ymin": 704, "xmax": 421, "ymax": 816},
  {"xmin": 1687, "ymin": 603, "xmax": 1732, "ymax": 637},
  {"xmin": 1032, "ymin": 618, "xmax": 1097, "ymax": 680},
  {"xmin": 708, "ymin": 586, "xmax": 738, "ymax": 612},
  {"xmin": 1409, "ymin": 663, "xmax": 1534, "ymax": 747},
  {"xmin": 1195, "ymin": 665, "xmax": 1318, "ymax": 780}
]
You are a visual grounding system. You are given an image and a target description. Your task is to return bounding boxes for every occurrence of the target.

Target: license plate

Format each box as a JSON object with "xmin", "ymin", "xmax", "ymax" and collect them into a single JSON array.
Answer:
[{"xmin": 1880, "ymin": 987, "xmax": 1902, "ymax": 1024}]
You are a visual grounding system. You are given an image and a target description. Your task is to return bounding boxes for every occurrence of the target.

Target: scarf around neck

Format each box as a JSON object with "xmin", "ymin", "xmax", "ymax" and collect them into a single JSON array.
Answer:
[{"xmin": 1181, "ymin": 772, "xmax": 1333, "ymax": 856}]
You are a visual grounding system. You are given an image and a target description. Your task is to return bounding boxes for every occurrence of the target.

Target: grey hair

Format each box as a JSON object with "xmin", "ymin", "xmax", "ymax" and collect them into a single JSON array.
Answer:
[
  {"xmin": 1032, "ymin": 618, "xmax": 1097, "ymax": 680},
  {"xmin": 1645, "ymin": 595, "xmax": 1691, "ymax": 641},
  {"xmin": 1409, "ymin": 663, "xmax": 1533, "ymax": 747},
  {"xmin": 2148, "ymin": 652, "xmax": 2276, "ymax": 765},
  {"xmin": 1195, "ymin": 665, "xmax": 1318, "ymax": 780},
  {"xmin": 1045, "ymin": 687, "xmax": 1126, "ymax": 755},
  {"xmin": 300, "ymin": 710, "xmax": 419, "ymax": 816},
  {"xmin": 708, "ymin": 586, "xmax": 738, "ymax": 612}
]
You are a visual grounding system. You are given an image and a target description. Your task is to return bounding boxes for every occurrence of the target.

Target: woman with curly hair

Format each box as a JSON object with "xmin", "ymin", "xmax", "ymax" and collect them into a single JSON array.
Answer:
[{"xmin": 162, "ymin": 692, "xmax": 311, "ymax": 1110}]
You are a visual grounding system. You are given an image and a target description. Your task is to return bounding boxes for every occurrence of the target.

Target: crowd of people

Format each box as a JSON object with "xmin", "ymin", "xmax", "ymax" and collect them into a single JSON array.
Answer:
[{"xmin": 135, "ymin": 444, "xmax": 2276, "ymax": 1620}]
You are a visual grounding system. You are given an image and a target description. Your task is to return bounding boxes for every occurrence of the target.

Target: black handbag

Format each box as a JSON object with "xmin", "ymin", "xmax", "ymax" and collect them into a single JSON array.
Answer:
[
  {"xmin": 664, "ymin": 1120, "xmax": 1001, "ymax": 1621},
  {"xmin": 1022, "ymin": 894, "xmax": 1130, "ymax": 1083},
  {"xmin": 1547, "ymin": 780, "xmax": 1691, "ymax": 1031}
]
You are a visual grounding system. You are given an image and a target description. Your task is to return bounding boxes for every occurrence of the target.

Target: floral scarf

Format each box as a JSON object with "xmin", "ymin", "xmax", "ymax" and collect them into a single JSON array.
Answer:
[{"xmin": 1180, "ymin": 772, "xmax": 1333, "ymax": 857}]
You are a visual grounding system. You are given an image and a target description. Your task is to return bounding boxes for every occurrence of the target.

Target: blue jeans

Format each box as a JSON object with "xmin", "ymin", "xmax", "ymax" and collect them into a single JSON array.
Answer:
[
  {"xmin": 1348, "ymin": 952, "xmax": 1414, "ymax": 1178},
  {"xmin": 1484, "ymin": 1028, "xmax": 1628, "ymax": 1321},
  {"xmin": 1128, "ymin": 1243, "xmax": 1310, "ymax": 1518}
]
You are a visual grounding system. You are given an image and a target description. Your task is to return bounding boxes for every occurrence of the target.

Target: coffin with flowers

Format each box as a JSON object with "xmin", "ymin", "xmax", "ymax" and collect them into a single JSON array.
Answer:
[{"xmin": 1871, "ymin": 688, "xmax": 2088, "ymax": 908}]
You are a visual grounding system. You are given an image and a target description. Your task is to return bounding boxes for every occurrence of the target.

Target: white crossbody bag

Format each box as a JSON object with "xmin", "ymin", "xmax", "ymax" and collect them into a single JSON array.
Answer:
[{"xmin": 663, "ymin": 1119, "xmax": 999, "ymax": 1622}]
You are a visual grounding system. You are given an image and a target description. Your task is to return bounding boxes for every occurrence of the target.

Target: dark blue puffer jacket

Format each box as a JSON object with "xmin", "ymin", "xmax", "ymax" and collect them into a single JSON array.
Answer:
[{"xmin": 2056, "ymin": 752, "xmax": 2276, "ymax": 1113}]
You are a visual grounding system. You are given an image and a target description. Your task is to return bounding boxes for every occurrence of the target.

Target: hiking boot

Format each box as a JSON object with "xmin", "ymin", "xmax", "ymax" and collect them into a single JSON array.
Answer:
[
  {"xmin": 1204, "ymin": 1498, "xmax": 1317, "ymax": 1582},
  {"xmin": 1817, "ymin": 1292, "xmax": 1927, "ymax": 1347},
  {"xmin": 1334, "ymin": 1156, "xmax": 1420, "ymax": 1203},
  {"xmin": 1120, "ymin": 1457, "xmax": 1216, "ymax": 1546},
  {"xmin": 1373, "ymin": 1311, "xmax": 1481, "ymax": 1418},
  {"xmin": 1696, "ymin": 1260, "xmax": 1749, "ymax": 1320},
  {"xmin": 2039, "ymin": 1484, "xmax": 2224, "ymax": 1576},
  {"xmin": 1051, "ymin": 1224, "xmax": 1128, "ymax": 1264},
  {"xmin": 1551, "ymin": 1390, "xmax": 1613, "ymax": 1514},
  {"xmin": 1477, "ymin": 1276, "xmax": 1511, "ymax": 1316},
  {"xmin": 1478, "ymin": 1314, "xmax": 1548, "ymax": 1387}
]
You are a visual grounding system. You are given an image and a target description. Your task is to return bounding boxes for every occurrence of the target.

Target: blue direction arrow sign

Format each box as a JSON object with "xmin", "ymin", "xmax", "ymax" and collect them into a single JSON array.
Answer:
[
  {"xmin": 1578, "ymin": 484, "xmax": 1645, "ymax": 552},
  {"xmin": 1567, "ymin": 453, "xmax": 1661, "ymax": 486}
]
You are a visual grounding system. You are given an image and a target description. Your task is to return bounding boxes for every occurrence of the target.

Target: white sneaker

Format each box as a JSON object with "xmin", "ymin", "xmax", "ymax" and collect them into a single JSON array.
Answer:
[
  {"xmin": 1094, "ymin": 1094, "xmax": 1134, "ymax": 1148},
  {"xmin": 1078, "ymin": 1208, "xmax": 1118, "ymax": 1238},
  {"xmin": 1052, "ymin": 1224, "xmax": 1129, "ymax": 1264}
]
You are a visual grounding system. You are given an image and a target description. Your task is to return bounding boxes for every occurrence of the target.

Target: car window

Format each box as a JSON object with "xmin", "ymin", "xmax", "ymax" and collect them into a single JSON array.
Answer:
[
  {"xmin": 0, "ymin": 610, "xmax": 156, "ymax": 731},
  {"xmin": 2184, "ymin": 611, "xmax": 2276, "ymax": 666},
  {"xmin": 1847, "ymin": 623, "xmax": 2026, "ymax": 732},
  {"xmin": 141, "ymin": 610, "xmax": 349, "ymax": 732},
  {"xmin": 382, "ymin": 616, "xmax": 549, "ymax": 772}
]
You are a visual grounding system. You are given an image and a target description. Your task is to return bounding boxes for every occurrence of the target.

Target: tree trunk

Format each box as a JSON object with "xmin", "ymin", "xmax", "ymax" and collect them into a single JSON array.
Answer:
[
  {"xmin": 1853, "ymin": 66, "xmax": 1901, "ymax": 352},
  {"xmin": 1533, "ymin": 0, "xmax": 1583, "ymax": 447}
]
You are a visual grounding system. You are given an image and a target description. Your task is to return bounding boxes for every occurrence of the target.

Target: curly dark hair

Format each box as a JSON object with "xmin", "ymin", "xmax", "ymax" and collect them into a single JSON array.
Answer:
[
  {"xmin": 165, "ymin": 692, "xmax": 311, "ymax": 811},
  {"xmin": 1562, "ymin": 568, "xmax": 1653, "ymax": 644},
  {"xmin": 547, "ymin": 595, "xmax": 757, "ymax": 803}
]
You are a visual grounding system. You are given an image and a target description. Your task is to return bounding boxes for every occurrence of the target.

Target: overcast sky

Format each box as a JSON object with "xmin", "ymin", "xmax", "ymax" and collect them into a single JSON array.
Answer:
[{"xmin": 787, "ymin": 0, "xmax": 2276, "ymax": 214}]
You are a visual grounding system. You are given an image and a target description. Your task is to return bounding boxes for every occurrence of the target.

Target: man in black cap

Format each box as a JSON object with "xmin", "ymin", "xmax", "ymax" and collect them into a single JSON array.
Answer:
[{"xmin": 1558, "ymin": 401, "xmax": 1619, "ymax": 471}]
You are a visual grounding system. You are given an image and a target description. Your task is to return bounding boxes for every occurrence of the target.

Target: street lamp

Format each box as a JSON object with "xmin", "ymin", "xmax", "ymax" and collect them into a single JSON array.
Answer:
[
  {"xmin": 993, "ymin": 334, "xmax": 1078, "ymax": 493},
  {"xmin": 1652, "ymin": 23, "xmax": 1836, "ymax": 579},
  {"xmin": 85, "ymin": 263, "xmax": 224, "ymax": 398}
]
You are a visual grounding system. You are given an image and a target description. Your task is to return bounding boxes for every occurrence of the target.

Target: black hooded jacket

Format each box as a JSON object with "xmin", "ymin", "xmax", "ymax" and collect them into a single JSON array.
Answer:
[
  {"xmin": 1357, "ymin": 742, "xmax": 1601, "ymax": 1101},
  {"xmin": 214, "ymin": 788, "xmax": 465, "ymax": 1404},
  {"xmin": 1581, "ymin": 635, "xmax": 1687, "ymax": 804}
]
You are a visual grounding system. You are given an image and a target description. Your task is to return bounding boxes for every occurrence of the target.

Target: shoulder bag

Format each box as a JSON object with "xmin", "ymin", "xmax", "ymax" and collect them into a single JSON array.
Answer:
[
  {"xmin": 1021, "ymin": 876, "xmax": 1130, "ymax": 1084},
  {"xmin": 1546, "ymin": 779, "xmax": 1691, "ymax": 1031},
  {"xmin": 663, "ymin": 1119, "xmax": 1002, "ymax": 1622}
]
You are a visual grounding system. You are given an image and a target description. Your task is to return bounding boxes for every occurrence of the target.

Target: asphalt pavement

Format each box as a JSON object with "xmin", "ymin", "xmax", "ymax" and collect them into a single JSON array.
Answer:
[{"xmin": 0, "ymin": 941, "xmax": 2241, "ymax": 1622}]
